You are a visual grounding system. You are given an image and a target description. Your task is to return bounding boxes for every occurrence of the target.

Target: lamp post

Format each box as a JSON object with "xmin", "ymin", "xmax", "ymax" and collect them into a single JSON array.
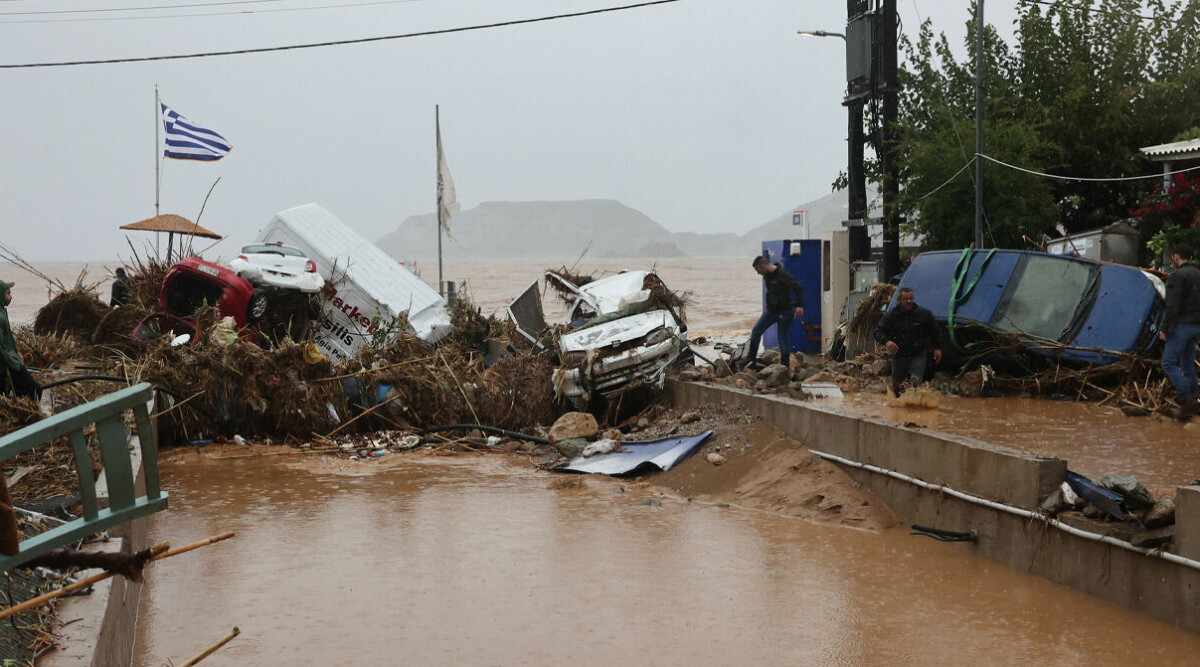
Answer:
[{"xmin": 796, "ymin": 27, "xmax": 869, "ymax": 265}]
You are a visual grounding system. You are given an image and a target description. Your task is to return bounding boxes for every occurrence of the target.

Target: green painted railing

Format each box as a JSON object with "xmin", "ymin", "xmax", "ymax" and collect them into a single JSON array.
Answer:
[{"xmin": 0, "ymin": 383, "xmax": 168, "ymax": 572}]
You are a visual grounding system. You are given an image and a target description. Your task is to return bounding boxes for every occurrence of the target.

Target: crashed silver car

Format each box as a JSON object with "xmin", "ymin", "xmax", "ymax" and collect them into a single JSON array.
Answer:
[{"xmin": 508, "ymin": 270, "xmax": 690, "ymax": 409}]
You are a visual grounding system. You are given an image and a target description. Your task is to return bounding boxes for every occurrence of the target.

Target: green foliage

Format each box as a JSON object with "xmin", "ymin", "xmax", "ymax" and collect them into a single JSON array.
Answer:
[{"xmin": 897, "ymin": 0, "xmax": 1200, "ymax": 254}]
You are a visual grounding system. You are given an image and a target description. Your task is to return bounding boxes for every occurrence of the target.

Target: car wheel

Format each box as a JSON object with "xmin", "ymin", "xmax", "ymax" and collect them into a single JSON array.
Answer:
[{"xmin": 247, "ymin": 289, "xmax": 269, "ymax": 322}]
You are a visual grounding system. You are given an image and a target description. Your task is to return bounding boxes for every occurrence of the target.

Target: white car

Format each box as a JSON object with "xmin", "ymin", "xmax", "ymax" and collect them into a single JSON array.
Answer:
[
  {"xmin": 228, "ymin": 242, "xmax": 325, "ymax": 293},
  {"xmin": 508, "ymin": 270, "xmax": 690, "ymax": 409}
]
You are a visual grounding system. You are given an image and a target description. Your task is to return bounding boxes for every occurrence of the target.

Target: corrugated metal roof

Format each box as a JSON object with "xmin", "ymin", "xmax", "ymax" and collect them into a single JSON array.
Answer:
[{"xmin": 1140, "ymin": 138, "xmax": 1200, "ymax": 159}]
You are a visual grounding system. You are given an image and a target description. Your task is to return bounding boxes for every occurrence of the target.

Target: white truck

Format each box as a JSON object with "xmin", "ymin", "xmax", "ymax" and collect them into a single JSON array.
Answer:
[{"xmin": 253, "ymin": 203, "xmax": 451, "ymax": 360}]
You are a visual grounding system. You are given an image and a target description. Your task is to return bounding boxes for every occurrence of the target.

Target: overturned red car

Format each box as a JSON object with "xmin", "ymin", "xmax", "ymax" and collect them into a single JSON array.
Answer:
[{"xmin": 132, "ymin": 257, "xmax": 268, "ymax": 345}]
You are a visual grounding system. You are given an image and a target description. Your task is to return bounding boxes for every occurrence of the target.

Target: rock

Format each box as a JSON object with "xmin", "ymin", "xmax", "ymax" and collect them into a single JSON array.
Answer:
[
  {"xmin": 758, "ymin": 363, "xmax": 791, "ymax": 387},
  {"xmin": 680, "ymin": 410, "xmax": 701, "ymax": 424},
  {"xmin": 734, "ymin": 379, "xmax": 751, "ymax": 390},
  {"xmin": 796, "ymin": 367, "xmax": 822, "ymax": 381},
  {"xmin": 602, "ymin": 428, "xmax": 623, "ymax": 441},
  {"xmin": 1082, "ymin": 504, "xmax": 1104, "ymax": 519},
  {"xmin": 734, "ymin": 371, "xmax": 760, "ymax": 385},
  {"xmin": 679, "ymin": 367, "xmax": 704, "ymax": 381},
  {"xmin": 760, "ymin": 349, "xmax": 782, "ymax": 365},
  {"xmin": 806, "ymin": 371, "xmax": 836, "ymax": 383},
  {"xmin": 866, "ymin": 358, "xmax": 891, "ymax": 377},
  {"xmin": 958, "ymin": 370, "xmax": 985, "ymax": 398},
  {"xmin": 637, "ymin": 417, "xmax": 651, "ymax": 429},
  {"xmin": 1061, "ymin": 481, "xmax": 1083, "ymax": 508},
  {"xmin": 549, "ymin": 411, "xmax": 599, "ymax": 444},
  {"xmin": 1120, "ymin": 404, "xmax": 1150, "ymax": 417},
  {"xmin": 713, "ymin": 359, "xmax": 734, "ymax": 378},
  {"xmin": 1040, "ymin": 489, "xmax": 1067, "ymax": 514},
  {"xmin": 706, "ymin": 452, "xmax": 727, "ymax": 466},
  {"xmin": 554, "ymin": 438, "xmax": 588, "ymax": 458},
  {"xmin": 581, "ymin": 438, "xmax": 619, "ymax": 457},
  {"xmin": 1144, "ymin": 495, "xmax": 1176, "ymax": 528},
  {"xmin": 1101, "ymin": 475, "xmax": 1155, "ymax": 510}
]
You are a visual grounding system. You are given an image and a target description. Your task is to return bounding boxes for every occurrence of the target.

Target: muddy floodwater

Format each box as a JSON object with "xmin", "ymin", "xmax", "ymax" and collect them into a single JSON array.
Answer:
[
  {"xmin": 135, "ymin": 452, "xmax": 1200, "ymax": 666},
  {"xmin": 834, "ymin": 394, "xmax": 1200, "ymax": 489}
]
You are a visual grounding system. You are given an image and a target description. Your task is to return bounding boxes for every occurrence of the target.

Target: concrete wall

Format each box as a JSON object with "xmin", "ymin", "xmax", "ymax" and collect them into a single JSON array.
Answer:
[
  {"xmin": 41, "ymin": 438, "xmax": 151, "ymax": 667},
  {"xmin": 666, "ymin": 380, "xmax": 1200, "ymax": 635}
]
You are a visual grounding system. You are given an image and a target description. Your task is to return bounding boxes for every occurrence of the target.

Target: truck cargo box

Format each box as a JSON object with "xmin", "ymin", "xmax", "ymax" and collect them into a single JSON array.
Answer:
[{"xmin": 255, "ymin": 203, "xmax": 451, "ymax": 360}]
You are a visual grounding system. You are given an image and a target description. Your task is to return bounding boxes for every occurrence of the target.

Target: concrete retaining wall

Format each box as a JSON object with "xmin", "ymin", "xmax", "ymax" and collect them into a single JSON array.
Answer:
[
  {"xmin": 40, "ymin": 438, "xmax": 151, "ymax": 667},
  {"xmin": 666, "ymin": 380, "xmax": 1200, "ymax": 635}
]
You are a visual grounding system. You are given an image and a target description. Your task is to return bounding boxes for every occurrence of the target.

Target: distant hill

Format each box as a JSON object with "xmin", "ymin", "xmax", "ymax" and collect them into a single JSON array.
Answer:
[{"xmin": 377, "ymin": 191, "xmax": 875, "ymax": 259}]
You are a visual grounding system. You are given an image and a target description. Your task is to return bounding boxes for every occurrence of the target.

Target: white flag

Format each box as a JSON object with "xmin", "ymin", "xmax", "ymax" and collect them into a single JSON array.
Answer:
[{"xmin": 436, "ymin": 119, "xmax": 459, "ymax": 237}]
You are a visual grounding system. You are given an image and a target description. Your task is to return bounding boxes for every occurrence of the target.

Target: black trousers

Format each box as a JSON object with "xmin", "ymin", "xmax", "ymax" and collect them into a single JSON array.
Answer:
[{"xmin": 3, "ymin": 366, "xmax": 41, "ymax": 401}]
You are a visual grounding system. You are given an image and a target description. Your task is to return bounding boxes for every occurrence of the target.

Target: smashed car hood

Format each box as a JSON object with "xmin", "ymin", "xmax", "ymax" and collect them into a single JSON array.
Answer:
[
  {"xmin": 558, "ymin": 309, "xmax": 677, "ymax": 353},
  {"xmin": 578, "ymin": 270, "xmax": 653, "ymax": 315},
  {"xmin": 562, "ymin": 430, "xmax": 713, "ymax": 475}
]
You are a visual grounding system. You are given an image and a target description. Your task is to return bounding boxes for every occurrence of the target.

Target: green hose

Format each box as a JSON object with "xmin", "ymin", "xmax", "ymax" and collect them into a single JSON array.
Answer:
[{"xmin": 947, "ymin": 248, "xmax": 996, "ymax": 350}]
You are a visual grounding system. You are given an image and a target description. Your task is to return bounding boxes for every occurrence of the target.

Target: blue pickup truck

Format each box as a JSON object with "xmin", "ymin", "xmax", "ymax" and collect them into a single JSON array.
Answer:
[{"xmin": 894, "ymin": 249, "xmax": 1164, "ymax": 365}]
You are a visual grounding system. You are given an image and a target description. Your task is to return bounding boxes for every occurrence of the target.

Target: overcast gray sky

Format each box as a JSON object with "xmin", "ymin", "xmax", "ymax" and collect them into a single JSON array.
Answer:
[{"xmin": 1, "ymin": 0, "xmax": 1018, "ymax": 261}]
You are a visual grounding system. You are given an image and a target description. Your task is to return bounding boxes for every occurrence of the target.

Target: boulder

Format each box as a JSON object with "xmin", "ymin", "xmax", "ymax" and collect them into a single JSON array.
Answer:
[
  {"xmin": 1143, "ymin": 496, "xmax": 1176, "ymax": 528},
  {"xmin": 806, "ymin": 371, "xmax": 836, "ymax": 383},
  {"xmin": 758, "ymin": 363, "xmax": 791, "ymax": 387},
  {"xmin": 549, "ymin": 412, "xmax": 599, "ymax": 444},
  {"xmin": 706, "ymin": 452, "xmax": 727, "ymax": 466},
  {"xmin": 1101, "ymin": 475, "xmax": 1156, "ymax": 510},
  {"xmin": 554, "ymin": 438, "xmax": 588, "ymax": 458},
  {"xmin": 679, "ymin": 367, "xmax": 704, "ymax": 382},
  {"xmin": 759, "ymin": 349, "xmax": 782, "ymax": 365}
]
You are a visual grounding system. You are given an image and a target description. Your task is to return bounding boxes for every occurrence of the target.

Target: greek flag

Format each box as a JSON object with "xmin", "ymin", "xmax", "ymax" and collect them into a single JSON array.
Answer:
[{"xmin": 161, "ymin": 103, "xmax": 231, "ymax": 161}]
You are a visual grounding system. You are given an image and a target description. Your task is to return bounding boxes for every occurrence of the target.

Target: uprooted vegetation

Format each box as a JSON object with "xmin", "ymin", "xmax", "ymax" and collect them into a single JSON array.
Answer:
[{"xmin": 12, "ymin": 263, "xmax": 588, "ymax": 447}]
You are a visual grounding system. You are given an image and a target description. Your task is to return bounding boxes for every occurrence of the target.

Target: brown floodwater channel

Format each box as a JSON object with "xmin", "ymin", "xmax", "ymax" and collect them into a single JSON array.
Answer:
[
  {"xmin": 135, "ymin": 449, "xmax": 1200, "ymax": 665},
  {"xmin": 829, "ymin": 393, "xmax": 1200, "ymax": 490}
]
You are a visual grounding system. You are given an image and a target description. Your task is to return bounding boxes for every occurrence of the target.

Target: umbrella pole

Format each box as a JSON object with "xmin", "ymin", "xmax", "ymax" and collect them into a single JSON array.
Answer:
[{"xmin": 166, "ymin": 232, "xmax": 174, "ymax": 263}]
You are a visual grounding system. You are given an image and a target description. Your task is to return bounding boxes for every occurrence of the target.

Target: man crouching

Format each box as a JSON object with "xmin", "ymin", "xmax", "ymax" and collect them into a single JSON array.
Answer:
[{"xmin": 875, "ymin": 287, "xmax": 942, "ymax": 397}]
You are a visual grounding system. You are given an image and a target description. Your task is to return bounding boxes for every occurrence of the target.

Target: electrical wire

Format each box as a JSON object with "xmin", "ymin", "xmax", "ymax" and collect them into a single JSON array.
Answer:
[
  {"xmin": 1016, "ymin": 0, "xmax": 1158, "ymax": 22},
  {"xmin": 980, "ymin": 153, "xmax": 1200, "ymax": 183},
  {"xmin": 913, "ymin": 157, "xmax": 974, "ymax": 202},
  {"xmin": 0, "ymin": 0, "xmax": 683, "ymax": 67},
  {"xmin": 0, "ymin": 0, "xmax": 288, "ymax": 17},
  {"xmin": 0, "ymin": 0, "xmax": 425, "ymax": 25}
]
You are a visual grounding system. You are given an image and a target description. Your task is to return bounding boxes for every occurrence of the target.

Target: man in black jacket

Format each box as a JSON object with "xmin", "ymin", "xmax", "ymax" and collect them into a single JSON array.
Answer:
[
  {"xmin": 740, "ymin": 256, "xmax": 804, "ymax": 371},
  {"xmin": 1159, "ymin": 242, "xmax": 1200, "ymax": 421},
  {"xmin": 875, "ymin": 287, "xmax": 942, "ymax": 397}
]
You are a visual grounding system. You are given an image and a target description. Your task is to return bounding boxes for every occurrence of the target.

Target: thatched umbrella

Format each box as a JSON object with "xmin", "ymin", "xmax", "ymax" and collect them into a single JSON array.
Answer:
[{"xmin": 119, "ymin": 214, "xmax": 222, "ymax": 263}]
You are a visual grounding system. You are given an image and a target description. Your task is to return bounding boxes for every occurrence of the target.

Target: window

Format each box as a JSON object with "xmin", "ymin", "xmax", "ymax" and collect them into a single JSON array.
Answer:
[{"xmin": 992, "ymin": 256, "xmax": 1094, "ymax": 341}]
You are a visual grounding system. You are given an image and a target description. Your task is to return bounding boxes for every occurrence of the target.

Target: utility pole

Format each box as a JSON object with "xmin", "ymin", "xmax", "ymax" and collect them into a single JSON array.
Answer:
[
  {"xmin": 880, "ymin": 0, "xmax": 900, "ymax": 280},
  {"xmin": 974, "ymin": 0, "xmax": 985, "ymax": 249},
  {"xmin": 845, "ymin": 0, "xmax": 870, "ymax": 264}
]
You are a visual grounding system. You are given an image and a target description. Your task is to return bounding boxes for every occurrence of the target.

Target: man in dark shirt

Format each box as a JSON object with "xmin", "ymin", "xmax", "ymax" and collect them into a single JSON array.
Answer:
[
  {"xmin": 110, "ymin": 267, "xmax": 130, "ymax": 307},
  {"xmin": 740, "ymin": 255, "xmax": 804, "ymax": 371},
  {"xmin": 1159, "ymin": 242, "xmax": 1200, "ymax": 421},
  {"xmin": 875, "ymin": 287, "xmax": 942, "ymax": 397}
]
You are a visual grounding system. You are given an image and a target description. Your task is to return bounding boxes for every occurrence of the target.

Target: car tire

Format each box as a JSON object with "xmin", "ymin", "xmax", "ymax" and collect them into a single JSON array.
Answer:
[{"xmin": 247, "ymin": 289, "xmax": 269, "ymax": 323}]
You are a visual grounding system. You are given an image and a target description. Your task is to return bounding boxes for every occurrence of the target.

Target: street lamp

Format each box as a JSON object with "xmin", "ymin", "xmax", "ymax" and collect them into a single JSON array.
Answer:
[
  {"xmin": 796, "ymin": 27, "xmax": 870, "ymax": 265},
  {"xmin": 797, "ymin": 30, "xmax": 846, "ymax": 40}
]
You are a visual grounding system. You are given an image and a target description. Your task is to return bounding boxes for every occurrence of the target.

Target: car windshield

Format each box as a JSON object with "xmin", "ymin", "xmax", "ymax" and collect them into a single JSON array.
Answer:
[
  {"xmin": 242, "ymin": 244, "xmax": 304, "ymax": 257},
  {"xmin": 992, "ymin": 255, "xmax": 1094, "ymax": 341}
]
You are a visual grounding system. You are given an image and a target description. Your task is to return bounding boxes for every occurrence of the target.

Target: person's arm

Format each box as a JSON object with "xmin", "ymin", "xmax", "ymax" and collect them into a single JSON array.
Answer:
[
  {"xmin": 1162, "ymin": 274, "xmax": 1183, "ymax": 341},
  {"xmin": 785, "ymin": 272, "xmax": 804, "ymax": 318},
  {"xmin": 874, "ymin": 308, "xmax": 894, "ymax": 348}
]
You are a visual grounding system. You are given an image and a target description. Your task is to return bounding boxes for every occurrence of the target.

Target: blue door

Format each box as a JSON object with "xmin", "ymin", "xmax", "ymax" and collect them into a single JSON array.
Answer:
[{"xmin": 761, "ymin": 240, "xmax": 822, "ymax": 353}]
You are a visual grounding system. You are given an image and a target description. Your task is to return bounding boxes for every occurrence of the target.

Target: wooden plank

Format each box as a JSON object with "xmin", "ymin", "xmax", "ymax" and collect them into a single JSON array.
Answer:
[
  {"xmin": 0, "ymin": 495, "xmax": 169, "ymax": 572},
  {"xmin": 69, "ymin": 430, "xmax": 99, "ymax": 521},
  {"xmin": 95, "ymin": 413, "xmax": 135, "ymax": 510},
  {"xmin": 0, "ymin": 383, "xmax": 153, "ymax": 459}
]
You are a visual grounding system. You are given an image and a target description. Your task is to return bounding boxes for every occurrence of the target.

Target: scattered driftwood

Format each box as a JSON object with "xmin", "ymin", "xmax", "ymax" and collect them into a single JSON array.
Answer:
[
  {"xmin": 26, "ymin": 544, "xmax": 160, "ymax": 581},
  {"xmin": 0, "ymin": 531, "xmax": 235, "ymax": 621},
  {"xmin": 181, "ymin": 626, "xmax": 241, "ymax": 666}
]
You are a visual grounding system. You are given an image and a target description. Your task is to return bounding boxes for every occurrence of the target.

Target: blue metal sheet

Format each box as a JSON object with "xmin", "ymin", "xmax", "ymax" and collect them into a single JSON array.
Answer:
[
  {"xmin": 761, "ymin": 240, "xmax": 822, "ymax": 353},
  {"xmin": 563, "ymin": 430, "xmax": 713, "ymax": 475}
]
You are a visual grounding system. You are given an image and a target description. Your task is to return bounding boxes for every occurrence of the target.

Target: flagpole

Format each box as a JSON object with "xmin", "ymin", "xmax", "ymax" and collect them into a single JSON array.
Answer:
[
  {"xmin": 436, "ymin": 104, "xmax": 444, "ymax": 298},
  {"xmin": 155, "ymin": 86, "xmax": 161, "ymax": 217}
]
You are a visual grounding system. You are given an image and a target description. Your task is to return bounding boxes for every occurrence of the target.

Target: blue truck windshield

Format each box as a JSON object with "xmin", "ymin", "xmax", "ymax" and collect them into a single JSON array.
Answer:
[{"xmin": 992, "ymin": 256, "xmax": 1094, "ymax": 341}]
